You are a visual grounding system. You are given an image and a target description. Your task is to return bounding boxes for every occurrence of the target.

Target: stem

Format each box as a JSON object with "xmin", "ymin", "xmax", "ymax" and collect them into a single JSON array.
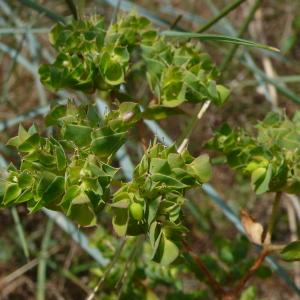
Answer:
[
  {"xmin": 233, "ymin": 192, "xmax": 282, "ymax": 296},
  {"xmin": 267, "ymin": 192, "xmax": 282, "ymax": 239},
  {"xmin": 220, "ymin": 0, "xmax": 262, "ymax": 72},
  {"xmin": 183, "ymin": 240, "xmax": 225, "ymax": 298},
  {"xmin": 86, "ymin": 239, "xmax": 126, "ymax": 300},
  {"xmin": 177, "ymin": 100, "xmax": 211, "ymax": 153},
  {"xmin": 234, "ymin": 248, "xmax": 269, "ymax": 296},
  {"xmin": 197, "ymin": 0, "xmax": 247, "ymax": 33}
]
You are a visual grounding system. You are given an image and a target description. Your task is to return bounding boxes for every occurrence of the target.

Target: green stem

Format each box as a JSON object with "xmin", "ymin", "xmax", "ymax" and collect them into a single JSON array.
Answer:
[
  {"xmin": 37, "ymin": 219, "xmax": 54, "ymax": 300},
  {"xmin": 11, "ymin": 207, "xmax": 30, "ymax": 260},
  {"xmin": 86, "ymin": 238, "xmax": 126, "ymax": 300},
  {"xmin": 198, "ymin": 0, "xmax": 247, "ymax": 33},
  {"xmin": 267, "ymin": 191, "xmax": 282, "ymax": 240},
  {"xmin": 177, "ymin": 100, "xmax": 210, "ymax": 152},
  {"xmin": 220, "ymin": 0, "xmax": 262, "ymax": 72}
]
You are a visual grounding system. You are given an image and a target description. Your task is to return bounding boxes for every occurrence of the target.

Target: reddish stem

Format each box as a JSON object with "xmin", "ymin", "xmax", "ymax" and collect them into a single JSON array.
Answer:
[
  {"xmin": 234, "ymin": 248, "xmax": 269, "ymax": 296},
  {"xmin": 183, "ymin": 240, "xmax": 225, "ymax": 298}
]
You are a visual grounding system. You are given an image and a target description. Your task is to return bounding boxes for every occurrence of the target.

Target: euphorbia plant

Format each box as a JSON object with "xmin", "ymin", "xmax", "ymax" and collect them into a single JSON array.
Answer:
[{"xmin": 1, "ymin": 12, "xmax": 297, "ymax": 300}]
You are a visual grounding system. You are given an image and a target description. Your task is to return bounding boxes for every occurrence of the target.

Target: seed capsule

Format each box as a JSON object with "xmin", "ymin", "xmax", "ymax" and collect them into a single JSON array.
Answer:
[
  {"xmin": 251, "ymin": 167, "xmax": 266, "ymax": 184},
  {"xmin": 129, "ymin": 202, "xmax": 143, "ymax": 221}
]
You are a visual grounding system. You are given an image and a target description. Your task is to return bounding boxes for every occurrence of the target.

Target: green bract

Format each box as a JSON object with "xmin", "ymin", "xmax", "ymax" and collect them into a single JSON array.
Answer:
[
  {"xmin": 1, "ymin": 101, "xmax": 212, "ymax": 264},
  {"xmin": 39, "ymin": 13, "xmax": 229, "ymax": 107},
  {"xmin": 1, "ymin": 101, "xmax": 141, "ymax": 226},
  {"xmin": 207, "ymin": 112, "xmax": 300, "ymax": 194},
  {"xmin": 112, "ymin": 144, "xmax": 212, "ymax": 264}
]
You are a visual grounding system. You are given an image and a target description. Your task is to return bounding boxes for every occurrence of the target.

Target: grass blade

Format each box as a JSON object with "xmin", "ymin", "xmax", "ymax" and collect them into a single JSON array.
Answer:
[
  {"xmin": 37, "ymin": 219, "xmax": 54, "ymax": 300},
  {"xmin": 11, "ymin": 207, "xmax": 30, "ymax": 260},
  {"xmin": 245, "ymin": 61, "xmax": 300, "ymax": 104},
  {"xmin": 161, "ymin": 31, "xmax": 279, "ymax": 52},
  {"xmin": 198, "ymin": 0, "xmax": 247, "ymax": 33},
  {"xmin": 43, "ymin": 209, "xmax": 109, "ymax": 267},
  {"xmin": 220, "ymin": 0, "xmax": 262, "ymax": 72},
  {"xmin": 17, "ymin": 0, "xmax": 65, "ymax": 23}
]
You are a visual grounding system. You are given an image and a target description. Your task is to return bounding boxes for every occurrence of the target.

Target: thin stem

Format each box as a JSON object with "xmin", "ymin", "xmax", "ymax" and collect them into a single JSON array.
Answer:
[
  {"xmin": 11, "ymin": 207, "xmax": 30, "ymax": 260},
  {"xmin": 86, "ymin": 238, "xmax": 126, "ymax": 300},
  {"xmin": 220, "ymin": 0, "xmax": 262, "ymax": 72},
  {"xmin": 234, "ymin": 248, "xmax": 269, "ymax": 296},
  {"xmin": 267, "ymin": 192, "xmax": 282, "ymax": 240},
  {"xmin": 177, "ymin": 100, "xmax": 211, "ymax": 153},
  {"xmin": 183, "ymin": 240, "xmax": 225, "ymax": 298},
  {"xmin": 233, "ymin": 192, "xmax": 282, "ymax": 296},
  {"xmin": 37, "ymin": 219, "xmax": 54, "ymax": 300},
  {"xmin": 197, "ymin": 0, "xmax": 247, "ymax": 33},
  {"xmin": 65, "ymin": 0, "xmax": 78, "ymax": 20}
]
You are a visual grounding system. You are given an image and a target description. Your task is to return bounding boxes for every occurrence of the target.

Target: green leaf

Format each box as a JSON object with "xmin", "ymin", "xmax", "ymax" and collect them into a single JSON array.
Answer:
[
  {"xmin": 18, "ymin": 172, "xmax": 33, "ymax": 188},
  {"xmin": 45, "ymin": 105, "xmax": 66, "ymax": 126},
  {"xmin": 151, "ymin": 173, "xmax": 188, "ymax": 189},
  {"xmin": 188, "ymin": 154, "xmax": 212, "ymax": 183},
  {"xmin": 15, "ymin": 190, "xmax": 33, "ymax": 204},
  {"xmin": 280, "ymin": 241, "xmax": 300, "ymax": 261},
  {"xmin": 161, "ymin": 31, "xmax": 280, "ymax": 52},
  {"xmin": 254, "ymin": 164, "xmax": 272, "ymax": 194},
  {"xmin": 55, "ymin": 145, "xmax": 67, "ymax": 170},
  {"xmin": 91, "ymin": 129, "xmax": 126, "ymax": 158},
  {"xmin": 43, "ymin": 176, "xmax": 65, "ymax": 207},
  {"xmin": 18, "ymin": 133, "xmax": 40, "ymax": 152},
  {"xmin": 143, "ymin": 106, "xmax": 184, "ymax": 120},
  {"xmin": 64, "ymin": 124, "xmax": 92, "ymax": 147},
  {"xmin": 112, "ymin": 209, "xmax": 128, "ymax": 236},
  {"xmin": 153, "ymin": 235, "xmax": 179, "ymax": 265},
  {"xmin": 68, "ymin": 192, "xmax": 96, "ymax": 227},
  {"xmin": 3, "ymin": 184, "xmax": 22, "ymax": 205},
  {"xmin": 60, "ymin": 185, "xmax": 81, "ymax": 213},
  {"xmin": 149, "ymin": 158, "xmax": 170, "ymax": 175},
  {"xmin": 216, "ymin": 85, "xmax": 230, "ymax": 105}
]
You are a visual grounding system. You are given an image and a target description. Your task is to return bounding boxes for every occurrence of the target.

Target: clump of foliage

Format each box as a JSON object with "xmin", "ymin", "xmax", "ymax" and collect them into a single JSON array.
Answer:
[
  {"xmin": 1, "ymin": 11, "xmax": 300, "ymax": 300},
  {"xmin": 208, "ymin": 111, "xmax": 300, "ymax": 195},
  {"xmin": 39, "ymin": 14, "xmax": 229, "ymax": 107}
]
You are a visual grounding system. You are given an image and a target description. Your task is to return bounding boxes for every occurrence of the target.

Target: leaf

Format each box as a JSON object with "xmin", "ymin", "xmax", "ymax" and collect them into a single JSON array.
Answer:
[
  {"xmin": 91, "ymin": 130, "xmax": 126, "ymax": 158},
  {"xmin": 68, "ymin": 192, "xmax": 96, "ymax": 227},
  {"xmin": 64, "ymin": 124, "xmax": 92, "ymax": 147},
  {"xmin": 188, "ymin": 154, "xmax": 212, "ymax": 183},
  {"xmin": 55, "ymin": 145, "xmax": 67, "ymax": 170},
  {"xmin": 45, "ymin": 105, "xmax": 67, "ymax": 126},
  {"xmin": 143, "ymin": 106, "xmax": 184, "ymax": 120},
  {"xmin": 3, "ymin": 184, "xmax": 22, "ymax": 205},
  {"xmin": 151, "ymin": 173, "xmax": 188, "ymax": 189},
  {"xmin": 60, "ymin": 185, "xmax": 81, "ymax": 212},
  {"xmin": 43, "ymin": 176, "xmax": 65, "ymax": 207},
  {"xmin": 112, "ymin": 209, "xmax": 128, "ymax": 236},
  {"xmin": 18, "ymin": 133, "xmax": 40, "ymax": 152},
  {"xmin": 240, "ymin": 210, "xmax": 270, "ymax": 245},
  {"xmin": 149, "ymin": 158, "xmax": 170, "ymax": 175},
  {"xmin": 254, "ymin": 164, "xmax": 272, "ymax": 194},
  {"xmin": 18, "ymin": 172, "xmax": 33, "ymax": 189},
  {"xmin": 153, "ymin": 235, "xmax": 179, "ymax": 265},
  {"xmin": 161, "ymin": 31, "xmax": 280, "ymax": 52},
  {"xmin": 216, "ymin": 85, "xmax": 230, "ymax": 105},
  {"xmin": 280, "ymin": 241, "xmax": 300, "ymax": 261}
]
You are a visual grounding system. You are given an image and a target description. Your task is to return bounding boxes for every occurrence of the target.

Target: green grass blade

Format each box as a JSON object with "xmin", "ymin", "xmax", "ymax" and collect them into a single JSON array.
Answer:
[
  {"xmin": 198, "ymin": 0, "xmax": 247, "ymax": 33},
  {"xmin": 11, "ymin": 207, "xmax": 30, "ymax": 260},
  {"xmin": 65, "ymin": 0, "xmax": 78, "ymax": 19},
  {"xmin": 220, "ymin": 0, "xmax": 262, "ymax": 72},
  {"xmin": 37, "ymin": 219, "xmax": 54, "ymax": 300},
  {"xmin": 161, "ymin": 31, "xmax": 279, "ymax": 52},
  {"xmin": 17, "ymin": 0, "xmax": 65, "ymax": 23},
  {"xmin": 43, "ymin": 209, "xmax": 109, "ymax": 267},
  {"xmin": 245, "ymin": 62, "xmax": 300, "ymax": 104}
]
